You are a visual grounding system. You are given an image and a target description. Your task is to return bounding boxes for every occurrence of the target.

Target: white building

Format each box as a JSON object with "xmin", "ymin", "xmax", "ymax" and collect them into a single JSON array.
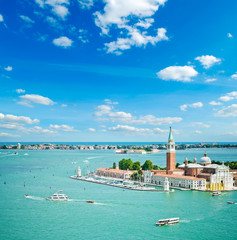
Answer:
[
  {"xmin": 205, "ymin": 163, "xmax": 234, "ymax": 191},
  {"xmin": 17, "ymin": 143, "xmax": 21, "ymax": 149}
]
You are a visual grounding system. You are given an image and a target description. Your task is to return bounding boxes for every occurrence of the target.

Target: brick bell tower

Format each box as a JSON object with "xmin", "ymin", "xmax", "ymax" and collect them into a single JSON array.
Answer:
[{"xmin": 166, "ymin": 127, "xmax": 176, "ymax": 174}]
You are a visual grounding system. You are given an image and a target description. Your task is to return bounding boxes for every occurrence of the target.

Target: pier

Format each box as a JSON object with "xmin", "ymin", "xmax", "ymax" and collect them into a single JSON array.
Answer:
[{"xmin": 70, "ymin": 175, "xmax": 170, "ymax": 192}]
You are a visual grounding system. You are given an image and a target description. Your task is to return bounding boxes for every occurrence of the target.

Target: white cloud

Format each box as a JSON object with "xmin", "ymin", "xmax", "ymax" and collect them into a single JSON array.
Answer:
[
  {"xmin": 195, "ymin": 55, "xmax": 221, "ymax": 69},
  {"xmin": 35, "ymin": 0, "xmax": 70, "ymax": 19},
  {"xmin": 19, "ymin": 15, "xmax": 35, "ymax": 24},
  {"xmin": 78, "ymin": 29, "xmax": 89, "ymax": 43},
  {"xmin": 27, "ymin": 126, "xmax": 56, "ymax": 134},
  {"xmin": 0, "ymin": 133, "xmax": 20, "ymax": 138},
  {"xmin": 180, "ymin": 102, "xmax": 203, "ymax": 111},
  {"xmin": 205, "ymin": 78, "xmax": 217, "ymax": 83},
  {"xmin": 18, "ymin": 94, "xmax": 55, "ymax": 107},
  {"xmin": 16, "ymin": 89, "xmax": 25, "ymax": 94},
  {"xmin": 95, "ymin": 105, "xmax": 112, "ymax": 116},
  {"xmin": 53, "ymin": 36, "xmax": 73, "ymax": 48},
  {"xmin": 0, "ymin": 14, "xmax": 4, "ymax": 22},
  {"xmin": 0, "ymin": 124, "xmax": 25, "ymax": 131},
  {"xmin": 61, "ymin": 104, "xmax": 68, "ymax": 107},
  {"xmin": 95, "ymin": 104, "xmax": 182, "ymax": 125},
  {"xmin": 94, "ymin": 0, "xmax": 168, "ymax": 54},
  {"xmin": 88, "ymin": 128, "xmax": 96, "ymax": 132},
  {"xmin": 215, "ymin": 104, "xmax": 237, "ymax": 117},
  {"xmin": 78, "ymin": 0, "xmax": 94, "ymax": 9},
  {"xmin": 157, "ymin": 66, "xmax": 198, "ymax": 82},
  {"xmin": 191, "ymin": 122, "xmax": 210, "ymax": 128},
  {"xmin": 219, "ymin": 91, "xmax": 237, "ymax": 102},
  {"xmin": 49, "ymin": 124, "xmax": 76, "ymax": 132},
  {"xmin": 194, "ymin": 130, "xmax": 201, "ymax": 134},
  {"xmin": 4, "ymin": 66, "xmax": 13, "ymax": 71},
  {"xmin": 104, "ymin": 99, "xmax": 119, "ymax": 105},
  {"xmin": 104, "ymin": 27, "xmax": 168, "ymax": 55},
  {"xmin": 228, "ymin": 33, "xmax": 233, "ymax": 38},
  {"xmin": 0, "ymin": 113, "xmax": 39, "ymax": 124},
  {"xmin": 108, "ymin": 124, "xmax": 177, "ymax": 135},
  {"xmin": 209, "ymin": 101, "xmax": 222, "ymax": 106},
  {"xmin": 231, "ymin": 72, "xmax": 237, "ymax": 79}
]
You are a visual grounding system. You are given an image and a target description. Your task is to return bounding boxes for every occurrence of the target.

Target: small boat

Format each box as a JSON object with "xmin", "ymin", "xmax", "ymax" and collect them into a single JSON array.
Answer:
[
  {"xmin": 86, "ymin": 201, "xmax": 94, "ymax": 204},
  {"xmin": 25, "ymin": 194, "xmax": 29, "ymax": 198},
  {"xmin": 212, "ymin": 191, "xmax": 221, "ymax": 196},
  {"xmin": 46, "ymin": 190, "xmax": 69, "ymax": 201},
  {"xmin": 227, "ymin": 201, "xmax": 236, "ymax": 204},
  {"xmin": 156, "ymin": 218, "xmax": 180, "ymax": 226}
]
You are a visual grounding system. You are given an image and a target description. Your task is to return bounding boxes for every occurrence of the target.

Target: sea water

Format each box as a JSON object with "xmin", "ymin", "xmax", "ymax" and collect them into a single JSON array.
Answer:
[{"xmin": 0, "ymin": 148, "xmax": 236, "ymax": 240}]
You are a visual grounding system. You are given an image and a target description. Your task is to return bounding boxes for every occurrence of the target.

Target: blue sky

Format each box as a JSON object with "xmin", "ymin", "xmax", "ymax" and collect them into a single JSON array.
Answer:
[{"xmin": 0, "ymin": 0, "xmax": 237, "ymax": 142}]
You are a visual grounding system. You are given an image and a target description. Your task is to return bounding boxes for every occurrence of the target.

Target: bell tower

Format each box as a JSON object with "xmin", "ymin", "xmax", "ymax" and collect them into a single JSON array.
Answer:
[{"xmin": 166, "ymin": 127, "xmax": 176, "ymax": 174}]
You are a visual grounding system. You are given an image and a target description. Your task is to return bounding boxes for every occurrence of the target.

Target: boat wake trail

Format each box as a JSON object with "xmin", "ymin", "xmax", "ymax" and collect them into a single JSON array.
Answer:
[
  {"xmin": 87, "ymin": 157, "xmax": 101, "ymax": 160},
  {"xmin": 25, "ymin": 195, "xmax": 45, "ymax": 201},
  {"xmin": 180, "ymin": 220, "xmax": 190, "ymax": 223}
]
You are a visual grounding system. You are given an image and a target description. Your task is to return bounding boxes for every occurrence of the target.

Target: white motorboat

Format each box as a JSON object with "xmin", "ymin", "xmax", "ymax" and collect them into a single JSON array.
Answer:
[
  {"xmin": 46, "ymin": 190, "xmax": 69, "ymax": 201},
  {"xmin": 156, "ymin": 217, "xmax": 180, "ymax": 226},
  {"xmin": 212, "ymin": 191, "xmax": 221, "ymax": 196}
]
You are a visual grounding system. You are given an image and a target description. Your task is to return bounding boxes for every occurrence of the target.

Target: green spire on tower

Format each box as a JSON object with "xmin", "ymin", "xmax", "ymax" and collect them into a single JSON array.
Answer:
[{"xmin": 168, "ymin": 126, "xmax": 173, "ymax": 142}]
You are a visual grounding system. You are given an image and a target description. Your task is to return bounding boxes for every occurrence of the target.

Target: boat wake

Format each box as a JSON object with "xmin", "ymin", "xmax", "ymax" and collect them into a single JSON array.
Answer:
[
  {"xmin": 180, "ymin": 220, "xmax": 190, "ymax": 223},
  {"xmin": 25, "ymin": 195, "xmax": 45, "ymax": 201},
  {"xmin": 87, "ymin": 157, "xmax": 101, "ymax": 160}
]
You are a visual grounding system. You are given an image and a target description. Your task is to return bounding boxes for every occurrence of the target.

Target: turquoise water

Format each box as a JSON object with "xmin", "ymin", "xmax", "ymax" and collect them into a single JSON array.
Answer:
[{"xmin": 0, "ymin": 148, "xmax": 236, "ymax": 240}]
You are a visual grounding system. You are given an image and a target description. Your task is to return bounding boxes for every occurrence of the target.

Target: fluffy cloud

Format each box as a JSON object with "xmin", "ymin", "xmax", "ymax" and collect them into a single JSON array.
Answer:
[
  {"xmin": 0, "ymin": 133, "xmax": 20, "ymax": 138},
  {"xmin": 19, "ymin": 15, "xmax": 35, "ymax": 24},
  {"xmin": 195, "ymin": 55, "xmax": 221, "ymax": 69},
  {"xmin": 53, "ymin": 36, "xmax": 73, "ymax": 48},
  {"xmin": 219, "ymin": 91, "xmax": 237, "ymax": 102},
  {"xmin": 205, "ymin": 78, "xmax": 217, "ymax": 83},
  {"xmin": 0, "ymin": 113, "xmax": 39, "ymax": 124},
  {"xmin": 209, "ymin": 101, "xmax": 222, "ymax": 106},
  {"xmin": 157, "ymin": 66, "xmax": 198, "ymax": 82},
  {"xmin": 108, "ymin": 124, "xmax": 176, "ymax": 135},
  {"xmin": 231, "ymin": 72, "xmax": 237, "ymax": 79},
  {"xmin": 0, "ymin": 14, "xmax": 4, "ymax": 22},
  {"xmin": 215, "ymin": 104, "xmax": 237, "ymax": 117},
  {"xmin": 78, "ymin": 0, "xmax": 94, "ymax": 9},
  {"xmin": 27, "ymin": 126, "xmax": 56, "ymax": 134},
  {"xmin": 194, "ymin": 130, "xmax": 201, "ymax": 134},
  {"xmin": 88, "ymin": 128, "xmax": 96, "ymax": 132},
  {"xmin": 180, "ymin": 102, "xmax": 203, "ymax": 111},
  {"xmin": 95, "ymin": 105, "xmax": 182, "ymax": 125},
  {"xmin": 16, "ymin": 89, "xmax": 25, "ymax": 94},
  {"xmin": 0, "ymin": 124, "xmax": 25, "ymax": 131},
  {"xmin": 191, "ymin": 122, "xmax": 210, "ymax": 128},
  {"xmin": 228, "ymin": 33, "xmax": 233, "ymax": 38},
  {"xmin": 35, "ymin": 0, "xmax": 70, "ymax": 19},
  {"xmin": 104, "ymin": 27, "xmax": 168, "ymax": 55},
  {"xmin": 94, "ymin": 0, "xmax": 168, "ymax": 54},
  {"xmin": 4, "ymin": 66, "xmax": 13, "ymax": 71},
  {"xmin": 104, "ymin": 99, "xmax": 119, "ymax": 105},
  {"xmin": 18, "ymin": 94, "xmax": 55, "ymax": 107},
  {"xmin": 49, "ymin": 124, "xmax": 76, "ymax": 132}
]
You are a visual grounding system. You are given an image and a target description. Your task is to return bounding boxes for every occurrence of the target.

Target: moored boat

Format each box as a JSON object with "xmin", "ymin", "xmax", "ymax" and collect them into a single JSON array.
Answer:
[{"xmin": 156, "ymin": 217, "xmax": 180, "ymax": 226}]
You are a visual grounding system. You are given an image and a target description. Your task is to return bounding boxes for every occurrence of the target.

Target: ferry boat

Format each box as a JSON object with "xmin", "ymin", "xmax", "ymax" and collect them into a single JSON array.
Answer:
[
  {"xmin": 156, "ymin": 218, "xmax": 180, "ymax": 226},
  {"xmin": 212, "ymin": 191, "xmax": 221, "ymax": 196},
  {"xmin": 46, "ymin": 190, "xmax": 69, "ymax": 201}
]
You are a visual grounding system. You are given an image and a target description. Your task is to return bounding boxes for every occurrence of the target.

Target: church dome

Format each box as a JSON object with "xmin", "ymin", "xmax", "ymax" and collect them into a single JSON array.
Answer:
[{"xmin": 199, "ymin": 152, "xmax": 211, "ymax": 165}]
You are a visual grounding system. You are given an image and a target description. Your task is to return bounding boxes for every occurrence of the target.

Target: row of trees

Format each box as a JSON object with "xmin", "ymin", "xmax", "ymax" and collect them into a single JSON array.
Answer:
[
  {"xmin": 212, "ymin": 160, "xmax": 237, "ymax": 169},
  {"xmin": 113, "ymin": 158, "xmax": 166, "ymax": 171}
]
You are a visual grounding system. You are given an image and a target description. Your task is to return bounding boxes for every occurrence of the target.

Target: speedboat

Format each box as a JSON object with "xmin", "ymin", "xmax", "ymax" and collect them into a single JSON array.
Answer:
[
  {"xmin": 227, "ymin": 201, "xmax": 236, "ymax": 204},
  {"xmin": 156, "ymin": 218, "xmax": 180, "ymax": 226},
  {"xmin": 25, "ymin": 194, "xmax": 29, "ymax": 198},
  {"xmin": 212, "ymin": 191, "xmax": 221, "ymax": 196},
  {"xmin": 86, "ymin": 200, "xmax": 94, "ymax": 204},
  {"xmin": 46, "ymin": 190, "xmax": 69, "ymax": 201}
]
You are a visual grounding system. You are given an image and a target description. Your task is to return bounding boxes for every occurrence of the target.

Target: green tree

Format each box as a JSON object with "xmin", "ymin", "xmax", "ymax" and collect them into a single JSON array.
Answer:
[
  {"xmin": 176, "ymin": 163, "xmax": 180, "ymax": 168},
  {"xmin": 132, "ymin": 161, "xmax": 141, "ymax": 170},
  {"xmin": 21, "ymin": 145, "xmax": 25, "ymax": 149},
  {"xmin": 153, "ymin": 165, "xmax": 158, "ymax": 170},
  {"xmin": 2, "ymin": 145, "xmax": 7, "ymax": 149},
  {"xmin": 113, "ymin": 162, "xmax": 116, "ymax": 169},
  {"xmin": 142, "ymin": 160, "xmax": 153, "ymax": 170}
]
